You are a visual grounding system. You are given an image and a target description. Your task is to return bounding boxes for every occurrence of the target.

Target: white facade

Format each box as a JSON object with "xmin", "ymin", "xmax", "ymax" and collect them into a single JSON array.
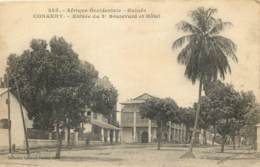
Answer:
[
  {"xmin": 120, "ymin": 93, "xmax": 187, "ymax": 144},
  {"xmin": 0, "ymin": 88, "xmax": 32, "ymax": 148},
  {"xmin": 256, "ymin": 123, "xmax": 260, "ymax": 152}
]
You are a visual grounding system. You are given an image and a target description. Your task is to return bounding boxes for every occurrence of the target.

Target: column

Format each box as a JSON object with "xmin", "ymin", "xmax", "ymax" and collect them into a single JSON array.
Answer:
[
  {"xmin": 180, "ymin": 124, "xmax": 183, "ymax": 143},
  {"xmin": 176, "ymin": 124, "xmax": 179, "ymax": 143},
  {"xmin": 116, "ymin": 130, "xmax": 119, "ymax": 143},
  {"xmin": 107, "ymin": 130, "xmax": 110, "ymax": 143},
  {"xmin": 133, "ymin": 111, "xmax": 136, "ymax": 143},
  {"xmin": 64, "ymin": 128, "xmax": 68, "ymax": 143},
  {"xmin": 168, "ymin": 121, "xmax": 172, "ymax": 142},
  {"xmin": 172, "ymin": 124, "xmax": 175, "ymax": 143},
  {"xmin": 74, "ymin": 131, "xmax": 79, "ymax": 145},
  {"xmin": 178, "ymin": 125, "xmax": 181, "ymax": 143},
  {"xmin": 101, "ymin": 128, "xmax": 104, "ymax": 142},
  {"xmin": 148, "ymin": 119, "xmax": 152, "ymax": 143},
  {"xmin": 199, "ymin": 129, "xmax": 203, "ymax": 145},
  {"xmin": 119, "ymin": 129, "xmax": 122, "ymax": 143},
  {"xmin": 113, "ymin": 130, "xmax": 116, "ymax": 143},
  {"xmin": 256, "ymin": 123, "xmax": 260, "ymax": 152},
  {"xmin": 48, "ymin": 132, "xmax": 52, "ymax": 140},
  {"xmin": 183, "ymin": 125, "xmax": 186, "ymax": 143}
]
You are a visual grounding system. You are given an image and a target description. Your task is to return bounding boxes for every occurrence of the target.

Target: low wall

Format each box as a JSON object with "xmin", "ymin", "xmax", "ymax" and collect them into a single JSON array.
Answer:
[
  {"xmin": 29, "ymin": 139, "xmax": 57, "ymax": 148},
  {"xmin": 0, "ymin": 139, "xmax": 114, "ymax": 151},
  {"xmin": 29, "ymin": 139, "xmax": 104, "ymax": 148}
]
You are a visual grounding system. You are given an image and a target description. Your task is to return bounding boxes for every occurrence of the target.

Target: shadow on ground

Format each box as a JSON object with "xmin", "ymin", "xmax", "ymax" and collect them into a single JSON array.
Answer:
[
  {"xmin": 60, "ymin": 156, "xmax": 123, "ymax": 162},
  {"xmin": 9, "ymin": 155, "xmax": 123, "ymax": 162}
]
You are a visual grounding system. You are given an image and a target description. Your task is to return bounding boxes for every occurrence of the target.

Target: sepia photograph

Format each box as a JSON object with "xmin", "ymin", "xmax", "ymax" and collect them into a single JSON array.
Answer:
[{"xmin": 0, "ymin": 0, "xmax": 260, "ymax": 166}]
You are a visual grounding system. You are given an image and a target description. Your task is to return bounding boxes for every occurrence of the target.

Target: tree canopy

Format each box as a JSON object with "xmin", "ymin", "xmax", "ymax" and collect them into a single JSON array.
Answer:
[
  {"xmin": 6, "ymin": 37, "xmax": 119, "ymax": 130},
  {"xmin": 6, "ymin": 36, "xmax": 118, "ymax": 158},
  {"xmin": 200, "ymin": 81, "xmax": 258, "ymax": 152},
  {"xmin": 140, "ymin": 97, "xmax": 179, "ymax": 150},
  {"xmin": 172, "ymin": 7, "xmax": 237, "ymax": 84}
]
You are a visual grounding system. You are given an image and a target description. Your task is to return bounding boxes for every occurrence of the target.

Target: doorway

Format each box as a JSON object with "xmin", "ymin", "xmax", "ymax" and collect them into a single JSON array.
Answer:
[{"xmin": 141, "ymin": 131, "xmax": 148, "ymax": 143}]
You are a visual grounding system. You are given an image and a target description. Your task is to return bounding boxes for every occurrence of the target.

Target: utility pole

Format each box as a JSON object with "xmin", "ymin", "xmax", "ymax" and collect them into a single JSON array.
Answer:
[
  {"xmin": 14, "ymin": 79, "xmax": 30, "ymax": 156},
  {"xmin": 6, "ymin": 73, "xmax": 12, "ymax": 155}
]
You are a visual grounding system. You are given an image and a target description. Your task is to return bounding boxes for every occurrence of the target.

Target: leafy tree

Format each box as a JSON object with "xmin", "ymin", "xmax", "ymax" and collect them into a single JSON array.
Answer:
[
  {"xmin": 179, "ymin": 107, "xmax": 195, "ymax": 143},
  {"xmin": 240, "ymin": 105, "xmax": 259, "ymax": 149},
  {"xmin": 6, "ymin": 37, "xmax": 99, "ymax": 158},
  {"xmin": 236, "ymin": 91, "xmax": 258, "ymax": 148},
  {"xmin": 199, "ymin": 96, "xmax": 221, "ymax": 145},
  {"xmin": 91, "ymin": 76, "xmax": 118, "ymax": 119},
  {"xmin": 172, "ymin": 7, "xmax": 237, "ymax": 156},
  {"xmin": 140, "ymin": 97, "xmax": 178, "ymax": 150},
  {"xmin": 202, "ymin": 81, "xmax": 257, "ymax": 152},
  {"xmin": 197, "ymin": 97, "xmax": 210, "ymax": 145}
]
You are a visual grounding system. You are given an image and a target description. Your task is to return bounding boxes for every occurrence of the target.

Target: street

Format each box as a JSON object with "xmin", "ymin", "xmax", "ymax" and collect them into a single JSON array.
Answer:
[{"xmin": 0, "ymin": 144, "xmax": 259, "ymax": 167}]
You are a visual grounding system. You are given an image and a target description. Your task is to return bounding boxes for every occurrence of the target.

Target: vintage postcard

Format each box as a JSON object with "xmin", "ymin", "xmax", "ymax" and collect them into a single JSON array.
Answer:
[{"xmin": 0, "ymin": 0, "xmax": 260, "ymax": 167}]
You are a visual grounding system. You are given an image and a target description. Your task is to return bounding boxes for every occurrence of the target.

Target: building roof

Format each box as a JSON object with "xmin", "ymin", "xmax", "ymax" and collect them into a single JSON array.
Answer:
[
  {"xmin": 120, "ymin": 93, "xmax": 154, "ymax": 105},
  {"xmin": 0, "ymin": 88, "xmax": 33, "ymax": 128},
  {"xmin": 91, "ymin": 120, "xmax": 120, "ymax": 130},
  {"xmin": 120, "ymin": 99, "xmax": 145, "ymax": 105},
  {"xmin": 134, "ymin": 93, "xmax": 155, "ymax": 100}
]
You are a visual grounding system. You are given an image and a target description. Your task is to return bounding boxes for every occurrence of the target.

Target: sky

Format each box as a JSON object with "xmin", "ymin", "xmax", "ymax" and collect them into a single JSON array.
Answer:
[{"xmin": 0, "ymin": 0, "xmax": 259, "ymax": 109}]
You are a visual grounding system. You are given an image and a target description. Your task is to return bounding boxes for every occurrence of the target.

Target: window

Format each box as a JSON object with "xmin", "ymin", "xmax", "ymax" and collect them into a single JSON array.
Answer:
[{"xmin": 0, "ymin": 119, "xmax": 10, "ymax": 129}]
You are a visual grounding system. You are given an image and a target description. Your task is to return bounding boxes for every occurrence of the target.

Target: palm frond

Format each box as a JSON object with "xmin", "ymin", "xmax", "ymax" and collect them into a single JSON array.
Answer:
[
  {"xmin": 184, "ymin": 40, "xmax": 202, "ymax": 84},
  {"xmin": 190, "ymin": 7, "xmax": 217, "ymax": 32},
  {"xmin": 172, "ymin": 34, "xmax": 196, "ymax": 50},
  {"xmin": 206, "ymin": 8, "xmax": 217, "ymax": 18},
  {"xmin": 177, "ymin": 44, "xmax": 192, "ymax": 64},
  {"xmin": 173, "ymin": 7, "xmax": 237, "ymax": 84},
  {"xmin": 209, "ymin": 19, "xmax": 233, "ymax": 35},
  {"xmin": 210, "ymin": 40, "xmax": 232, "ymax": 79},
  {"xmin": 176, "ymin": 21, "xmax": 201, "ymax": 34},
  {"xmin": 176, "ymin": 35, "xmax": 202, "ymax": 66},
  {"xmin": 212, "ymin": 35, "xmax": 238, "ymax": 62}
]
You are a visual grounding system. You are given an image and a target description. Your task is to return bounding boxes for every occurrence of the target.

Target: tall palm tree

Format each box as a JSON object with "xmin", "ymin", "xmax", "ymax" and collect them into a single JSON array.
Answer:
[{"xmin": 172, "ymin": 7, "xmax": 237, "ymax": 158}]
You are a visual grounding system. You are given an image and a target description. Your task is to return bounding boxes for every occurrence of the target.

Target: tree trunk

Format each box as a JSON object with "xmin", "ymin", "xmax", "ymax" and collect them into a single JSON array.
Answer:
[
  {"xmin": 238, "ymin": 135, "xmax": 241, "ymax": 148},
  {"xmin": 212, "ymin": 125, "xmax": 216, "ymax": 146},
  {"xmin": 67, "ymin": 127, "xmax": 70, "ymax": 146},
  {"xmin": 186, "ymin": 131, "xmax": 192, "ymax": 144},
  {"xmin": 157, "ymin": 128, "xmax": 161, "ymax": 150},
  {"xmin": 189, "ymin": 79, "xmax": 203, "ymax": 153},
  {"xmin": 55, "ymin": 122, "xmax": 62, "ymax": 159},
  {"xmin": 232, "ymin": 135, "xmax": 236, "ymax": 150},
  {"xmin": 221, "ymin": 136, "xmax": 226, "ymax": 153},
  {"xmin": 157, "ymin": 121, "xmax": 162, "ymax": 150},
  {"xmin": 185, "ymin": 128, "xmax": 189, "ymax": 144},
  {"xmin": 203, "ymin": 130, "xmax": 207, "ymax": 145}
]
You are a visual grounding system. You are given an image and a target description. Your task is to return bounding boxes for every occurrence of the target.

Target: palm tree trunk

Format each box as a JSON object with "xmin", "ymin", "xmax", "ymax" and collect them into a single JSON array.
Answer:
[{"xmin": 189, "ymin": 79, "xmax": 203, "ymax": 152}]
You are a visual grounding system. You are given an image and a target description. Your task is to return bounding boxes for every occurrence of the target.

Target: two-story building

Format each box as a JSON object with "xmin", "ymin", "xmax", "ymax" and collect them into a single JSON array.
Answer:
[{"xmin": 120, "ymin": 93, "xmax": 187, "ymax": 144}]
